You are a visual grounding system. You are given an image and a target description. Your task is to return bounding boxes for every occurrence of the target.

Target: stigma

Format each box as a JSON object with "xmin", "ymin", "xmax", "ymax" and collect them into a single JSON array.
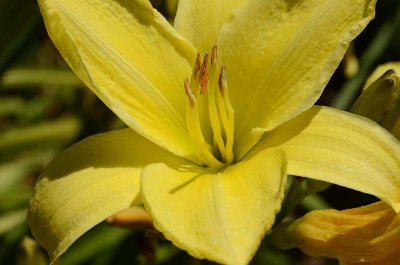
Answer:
[{"xmin": 184, "ymin": 46, "xmax": 235, "ymax": 168}]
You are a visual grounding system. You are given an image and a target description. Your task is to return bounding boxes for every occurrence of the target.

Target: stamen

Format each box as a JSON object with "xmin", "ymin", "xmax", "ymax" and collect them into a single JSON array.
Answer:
[
  {"xmin": 218, "ymin": 66, "xmax": 235, "ymax": 164},
  {"xmin": 208, "ymin": 46, "xmax": 227, "ymax": 161},
  {"xmin": 184, "ymin": 78, "xmax": 224, "ymax": 168},
  {"xmin": 190, "ymin": 53, "xmax": 202, "ymax": 95},
  {"xmin": 199, "ymin": 53, "xmax": 209, "ymax": 94},
  {"xmin": 218, "ymin": 66, "xmax": 226, "ymax": 96},
  {"xmin": 211, "ymin": 45, "xmax": 218, "ymax": 65},
  {"xmin": 194, "ymin": 53, "xmax": 201, "ymax": 78},
  {"xmin": 184, "ymin": 79, "xmax": 195, "ymax": 108},
  {"xmin": 184, "ymin": 47, "xmax": 235, "ymax": 168}
]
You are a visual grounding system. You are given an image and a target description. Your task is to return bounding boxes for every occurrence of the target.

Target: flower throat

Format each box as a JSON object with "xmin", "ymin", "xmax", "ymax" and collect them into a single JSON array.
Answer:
[{"xmin": 184, "ymin": 46, "xmax": 235, "ymax": 168}]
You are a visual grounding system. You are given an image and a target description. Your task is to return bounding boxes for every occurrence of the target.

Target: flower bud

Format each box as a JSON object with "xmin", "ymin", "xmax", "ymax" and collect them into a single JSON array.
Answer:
[{"xmin": 351, "ymin": 63, "xmax": 400, "ymax": 139}]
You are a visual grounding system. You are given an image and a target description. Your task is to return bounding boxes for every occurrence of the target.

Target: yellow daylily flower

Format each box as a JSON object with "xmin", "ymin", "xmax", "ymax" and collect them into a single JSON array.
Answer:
[
  {"xmin": 272, "ymin": 202, "xmax": 400, "ymax": 265},
  {"xmin": 28, "ymin": 0, "xmax": 400, "ymax": 264}
]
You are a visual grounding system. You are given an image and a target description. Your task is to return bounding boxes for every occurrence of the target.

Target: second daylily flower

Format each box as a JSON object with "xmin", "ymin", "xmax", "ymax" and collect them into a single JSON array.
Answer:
[{"xmin": 28, "ymin": 0, "xmax": 400, "ymax": 264}]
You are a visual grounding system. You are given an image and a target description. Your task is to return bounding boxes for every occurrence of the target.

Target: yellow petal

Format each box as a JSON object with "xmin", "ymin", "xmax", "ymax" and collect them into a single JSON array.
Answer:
[
  {"xmin": 252, "ymin": 106, "xmax": 400, "ymax": 212},
  {"xmin": 174, "ymin": 0, "xmax": 247, "ymax": 52},
  {"xmin": 217, "ymin": 0, "xmax": 376, "ymax": 158},
  {"xmin": 272, "ymin": 201, "xmax": 400, "ymax": 264},
  {"xmin": 141, "ymin": 149, "xmax": 287, "ymax": 265},
  {"xmin": 38, "ymin": 0, "xmax": 199, "ymax": 161},
  {"xmin": 28, "ymin": 129, "xmax": 185, "ymax": 262}
]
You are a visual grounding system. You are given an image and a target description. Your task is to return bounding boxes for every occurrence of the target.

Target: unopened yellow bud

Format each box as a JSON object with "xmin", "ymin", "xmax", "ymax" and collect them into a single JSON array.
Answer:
[
  {"xmin": 351, "ymin": 69, "xmax": 399, "ymax": 124},
  {"xmin": 364, "ymin": 62, "xmax": 400, "ymax": 88},
  {"xmin": 351, "ymin": 64, "xmax": 400, "ymax": 136}
]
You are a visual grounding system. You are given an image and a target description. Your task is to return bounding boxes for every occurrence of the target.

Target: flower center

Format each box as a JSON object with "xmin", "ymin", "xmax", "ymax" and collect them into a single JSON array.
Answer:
[{"xmin": 184, "ymin": 46, "xmax": 235, "ymax": 168}]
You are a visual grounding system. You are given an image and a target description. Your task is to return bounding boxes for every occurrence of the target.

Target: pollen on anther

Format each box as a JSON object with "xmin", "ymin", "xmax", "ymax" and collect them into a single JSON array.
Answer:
[
  {"xmin": 194, "ymin": 53, "xmax": 201, "ymax": 77},
  {"xmin": 199, "ymin": 53, "xmax": 209, "ymax": 94}
]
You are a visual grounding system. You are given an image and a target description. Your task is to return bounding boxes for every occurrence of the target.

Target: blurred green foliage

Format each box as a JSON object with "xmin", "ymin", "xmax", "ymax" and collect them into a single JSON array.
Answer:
[{"xmin": 0, "ymin": 0, "xmax": 399, "ymax": 264}]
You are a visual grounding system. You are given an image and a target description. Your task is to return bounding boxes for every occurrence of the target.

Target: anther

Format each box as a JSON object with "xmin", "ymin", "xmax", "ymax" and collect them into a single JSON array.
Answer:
[
  {"xmin": 199, "ymin": 53, "xmax": 209, "ymax": 94},
  {"xmin": 219, "ymin": 66, "xmax": 227, "ymax": 96},
  {"xmin": 184, "ymin": 79, "xmax": 195, "ymax": 108},
  {"xmin": 211, "ymin": 45, "xmax": 218, "ymax": 64},
  {"xmin": 194, "ymin": 53, "xmax": 201, "ymax": 77}
]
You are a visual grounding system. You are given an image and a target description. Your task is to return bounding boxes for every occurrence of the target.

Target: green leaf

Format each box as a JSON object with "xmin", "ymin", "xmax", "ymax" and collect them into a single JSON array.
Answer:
[
  {"xmin": 0, "ymin": 208, "xmax": 27, "ymax": 235},
  {"xmin": 1, "ymin": 68, "xmax": 82, "ymax": 88},
  {"xmin": 60, "ymin": 223, "xmax": 130, "ymax": 265},
  {"xmin": 0, "ymin": 116, "xmax": 82, "ymax": 156}
]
